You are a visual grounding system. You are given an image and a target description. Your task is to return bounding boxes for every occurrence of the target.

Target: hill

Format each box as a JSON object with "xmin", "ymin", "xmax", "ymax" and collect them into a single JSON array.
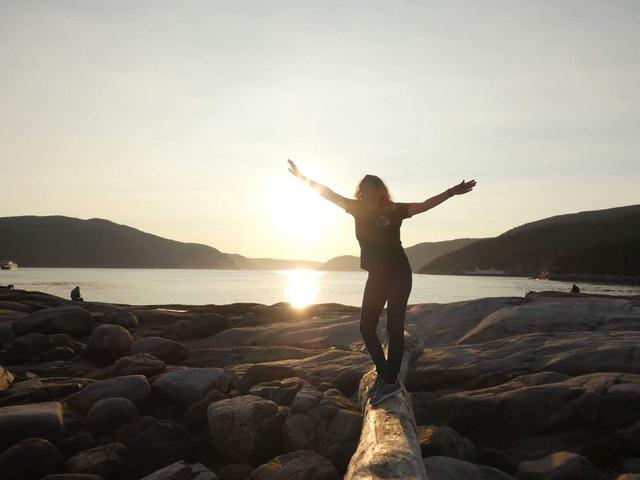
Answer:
[
  {"xmin": 319, "ymin": 238, "xmax": 480, "ymax": 272},
  {"xmin": 419, "ymin": 204, "xmax": 640, "ymax": 277},
  {"xmin": 0, "ymin": 215, "xmax": 322, "ymax": 270}
]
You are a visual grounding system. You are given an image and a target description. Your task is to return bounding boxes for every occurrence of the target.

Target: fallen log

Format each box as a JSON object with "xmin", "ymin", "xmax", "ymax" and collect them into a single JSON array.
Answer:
[{"xmin": 345, "ymin": 324, "xmax": 428, "ymax": 479}]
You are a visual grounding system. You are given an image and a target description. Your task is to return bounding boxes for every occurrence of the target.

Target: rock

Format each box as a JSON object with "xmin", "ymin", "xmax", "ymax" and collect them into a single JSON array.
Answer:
[
  {"xmin": 162, "ymin": 320, "xmax": 194, "ymax": 340},
  {"xmin": 66, "ymin": 443, "xmax": 128, "ymax": 479},
  {"xmin": 329, "ymin": 368, "xmax": 365, "ymax": 397},
  {"xmin": 86, "ymin": 324, "xmax": 133, "ymax": 365},
  {"xmin": 65, "ymin": 375, "xmax": 151, "ymax": 412},
  {"xmin": 140, "ymin": 461, "xmax": 191, "ymax": 480},
  {"xmin": 217, "ymin": 464, "xmax": 253, "ymax": 480},
  {"xmin": 4, "ymin": 332, "xmax": 49, "ymax": 363},
  {"xmin": 41, "ymin": 475, "xmax": 104, "ymax": 480},
  {"xmin": 103, "ymin": 310, "xmax": 139, "ymax": 330},
  {"xmin": 153, "ymin": 367, "xmax": 230, "ymax": 408},
  {"xmin": 418, "ymin": 425, "xmax": 476, "ymax": 461},
  {"xmin": 0, "ymin": 402, "xmax": 64, "ymax": 450},
  {"xmin": 0, "ymin": 377, "xmax": 86, "ymax": 407},
  {"xmin": 239, "ymin": 364, "xmax": 298, "ymax": 394},
  {"xmin": 55, "ymin": 432, "xmax": 98, "ymax": 457},
  {"xmin": 86, "ymin": 397, "xmax": 138, "ymax": 432},
  {"xmin": 112, "ymin": 353, "xmax": 166, "ymax": 377},
  {"xmin": 621, "ymin": 458, "xmax": 640, "ymax": 473},
  {"xmin": 140, "ymin": 460, "xmax": 217, "ymax": 480},
  {"xmin": 423, "ymin": 455, "xmax": 515, "ymax": 479},
  {"xmin": 119, "ymin": 418, "xmax": 193, "ymax": 477},
  {"xmin": 618, "ymin": 475, "xmax": 640, "ymax": 480},
  {"xmin": 515, "ymin": 451, "xmax": 600, "ymax": 479},
  {"xmin": 132, "ymin": 337, "xmax": 190, "ymax": 363},
  {"xmin": 13, "ymin": 306, "xmax": 92, "ymax": 336},
  {"xmin": 283, "ymin": 386, "xmax": 361, "ymax": 472},
  {"xmin": 183, "ymin": 389, "xmax": 227, "ymax": 428},
  {"xmin": 42, "ymin": 346, "xmax": 77, "ymax": 361},
  {"xmin": 0, "ymin": 365, "xmax": 15, "ymax": 390},
  {"xmin": 0, "ymin": 437, "xmax": 65, "ymax": 480},
  {"xmin": 207, "ymin": 395, "xmax": 284, "ymax": 465},
  {"xmin": 249, "ymin": 377, "xmax": 305, "ymax": 406},
  {"xmin": 250, "ymin": 450, "xmax": 339, "ymax": 480}
]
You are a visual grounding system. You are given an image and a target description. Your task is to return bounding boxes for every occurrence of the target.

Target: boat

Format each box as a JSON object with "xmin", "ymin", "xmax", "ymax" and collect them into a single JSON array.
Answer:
[
  {"xmin": 463, "ymin": 266, "xmax": 505, "ymax": 276},
  {"xmin": 0, "ymin": 260, "xmax": 18, "ymax": 270}
]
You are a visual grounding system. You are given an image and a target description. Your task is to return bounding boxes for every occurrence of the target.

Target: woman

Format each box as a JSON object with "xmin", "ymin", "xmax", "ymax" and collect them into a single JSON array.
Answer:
[{"xmin": 287, "ymin": 159, "xmax": 476, "ymax": 405}]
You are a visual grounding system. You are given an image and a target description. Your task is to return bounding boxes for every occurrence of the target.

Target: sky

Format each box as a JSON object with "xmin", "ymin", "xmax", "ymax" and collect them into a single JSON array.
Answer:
[{"xmin": 1, "ymin": 0, "xmax": 639, "ymax": 262}]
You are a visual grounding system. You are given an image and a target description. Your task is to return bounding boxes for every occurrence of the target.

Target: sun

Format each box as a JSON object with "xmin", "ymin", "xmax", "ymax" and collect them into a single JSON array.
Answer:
[{"xmin": 267, "ymin": 175, "xmax": 334, "ymax": 240}]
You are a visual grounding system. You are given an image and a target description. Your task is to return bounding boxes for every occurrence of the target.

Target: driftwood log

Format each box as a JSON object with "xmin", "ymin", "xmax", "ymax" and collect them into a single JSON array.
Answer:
[{"xmin": 345, "ymin": 324, "xmax": 428, "ymax": 480}]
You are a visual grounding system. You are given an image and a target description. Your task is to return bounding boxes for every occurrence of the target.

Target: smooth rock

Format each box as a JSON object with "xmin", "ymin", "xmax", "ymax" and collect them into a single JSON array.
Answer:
[
  {"xmin": 0, "ymin": 401, "xmax": 63, "ymax": 450},
  {"xmin": 112, "ymin": 353, "xmax": 166, "ymax": 377},
  {"xmin": 153, "ymin": 367, "xmax": 230, "ymax": 408},
  {"xmin": 66, "ymin": 443, "xmax": 127, "ymax": 478},
  {"xmin": 103, "ymin": 310, "xmax": 139, "ymax": 330},
  {"xmin": 250, "ymin": 450, "xmax": 339, "ymax": 480},
  {"xmin": 65, "ymin": 375, "xmax": 151, "ymax": 412},
  {"xmin": 86, "ymin": 324, "xmax": 133, "ymax": 365},
  {"xmin": 13, "ymin": 306, "xmax": 92, "ymax": 336},
  {"xmin": 86, "ymin": 397, "xmax": 138, "ymax": 432},
  {"xmin": 0, "ymin": 437, "xmax": 65, "ymax": 480},
  {"xmin": 515, "ymin": 451, "xmax": 600, "ymax": 479},
  {"xmin": 418, "ymin": 425, "xmax": 476, "ymax": 461},
  {"xmin": 4, "ymin": 332, "xmax": 50, "ymax": 363},
  {"xmin": 132, "ymin": 337, "xmax": 190, "ymax": 363},
  {"xmin": 423, "ymin": 455, "xmax": 515, "ymax": 479},
  {"xmin": 55, "ymin": 432, "xmax": 98, "ymax": 457},
  {"xmin": 239, "ymin": 365, "xmax": 298, "ymax": 394},
  {"xmin": 207, "ymin": 395, "xmax": 284, "ymax": 465}
]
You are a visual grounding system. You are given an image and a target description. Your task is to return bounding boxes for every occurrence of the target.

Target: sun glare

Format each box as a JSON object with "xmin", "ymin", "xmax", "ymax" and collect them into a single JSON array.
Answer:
[{"xmin": 282, "ymin": 268, "xmax": 323, "ymax": 308}]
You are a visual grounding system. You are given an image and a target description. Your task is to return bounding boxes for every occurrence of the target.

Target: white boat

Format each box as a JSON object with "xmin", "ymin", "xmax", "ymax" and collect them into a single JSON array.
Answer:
[{"xmin": 0, "ymin": 260, "xmax": 18, "ymax": 270}]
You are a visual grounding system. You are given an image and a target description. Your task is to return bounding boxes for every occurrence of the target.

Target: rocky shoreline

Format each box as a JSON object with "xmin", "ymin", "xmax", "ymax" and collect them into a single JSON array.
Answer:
[{"xmin": 1, "ymin": 288, "xmax": 640, "ymax": 479}]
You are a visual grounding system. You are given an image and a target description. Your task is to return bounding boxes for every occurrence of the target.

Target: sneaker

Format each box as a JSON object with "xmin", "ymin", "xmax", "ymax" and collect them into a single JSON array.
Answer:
[{"xmin": 370, "ymin": 381, "xmax": 402, "ymax": 406}]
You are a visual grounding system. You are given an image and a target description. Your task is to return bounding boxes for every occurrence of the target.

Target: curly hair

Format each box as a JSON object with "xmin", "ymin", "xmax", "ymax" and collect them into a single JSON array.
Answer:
[{"xmin": 354, "ymin": 174, "xmax": 392, "ymax": 206}]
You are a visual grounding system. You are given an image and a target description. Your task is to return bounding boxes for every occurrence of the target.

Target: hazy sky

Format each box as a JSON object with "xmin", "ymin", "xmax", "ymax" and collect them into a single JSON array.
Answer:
[{"xmin": 2, "ymin": 1, "xmax": 639, "ymax": 262}]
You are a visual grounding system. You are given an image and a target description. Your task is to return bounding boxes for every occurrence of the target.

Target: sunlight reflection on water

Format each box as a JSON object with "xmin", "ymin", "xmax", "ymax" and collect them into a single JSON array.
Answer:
[{"xmin": 279, "ymin": 268, "xmax": 324, "ymax": 307}]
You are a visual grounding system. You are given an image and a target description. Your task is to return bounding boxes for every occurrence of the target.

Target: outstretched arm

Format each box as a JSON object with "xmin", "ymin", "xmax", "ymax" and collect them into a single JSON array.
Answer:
[
  {"xmin": 407, "ymin": 179, "xmax": 476, "ymax": 217},
  {"xmin": 287, "ymin": 159, "xmax": 354, "ymax": 210}
]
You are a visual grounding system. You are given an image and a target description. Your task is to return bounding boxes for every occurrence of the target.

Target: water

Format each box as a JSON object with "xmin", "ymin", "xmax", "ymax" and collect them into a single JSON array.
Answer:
[{"xmin": 2, "ymin": 268, "xmax": 638, "ymax": 307}]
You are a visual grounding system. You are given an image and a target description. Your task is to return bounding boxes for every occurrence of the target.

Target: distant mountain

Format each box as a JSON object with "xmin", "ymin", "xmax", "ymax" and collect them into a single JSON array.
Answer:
[
  {"xmin": 319, "ymin": 238, "xmax": 480, "ymax": 272},
  {"xmin": 0, "ymin": 216, "xmax": 320, "ymax": 270},
  {"xmin": 419, "ymin": 204, "xmax": 640, "ymax": 277}
]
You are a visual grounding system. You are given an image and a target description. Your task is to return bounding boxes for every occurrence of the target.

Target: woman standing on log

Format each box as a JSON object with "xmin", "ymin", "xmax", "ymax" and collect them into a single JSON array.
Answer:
[{"xmin": 287, "ymin": 159, "xmax": 476, "ymax": 405}]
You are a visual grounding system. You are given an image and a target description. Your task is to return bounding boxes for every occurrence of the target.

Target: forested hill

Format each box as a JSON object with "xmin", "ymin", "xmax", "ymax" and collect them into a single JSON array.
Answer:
[{"xmin": 419, "ymin": 204, "xmax": 640, "ymax": 277}]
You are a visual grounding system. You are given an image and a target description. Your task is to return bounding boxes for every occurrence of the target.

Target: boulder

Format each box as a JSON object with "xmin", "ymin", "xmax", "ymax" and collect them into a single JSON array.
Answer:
[
  {"xmin": 118, "ymin": 418, "xmax": 193, "ymax": 477},
  {"xmin": 42, "ymin": 346, "xmax": 76, "ymax": 361},
  {"xmin": 153, "ymin": 367, "xmax": 230, "ymax": 408},
  {"xmin": 249, "ymin": 377, "xmax": 305, "ymax": 406},
  {"xmin": 217, "ymin": 464, "xmax": 253, "ymax": 480},
  {"xmin": 207, "ymin": 395, "xmax": 284, "ymax": 465},
  {"xmin": 0, "ymin": 437, "xmax": 65, "ymax": 480},
  {"xmin": 250, "ymin": 450, "xmax": 339, "ymax": 480},
  {"xmin": 140, "ymin": 461, "xmax": 218, "ymax": 480},
  {"xmin": 13, "ymin": 306, "xmax": 92, "ymax": 336},
  {"xmin": 0, "ymin": 402, "xmax": 64, "ymax": 450},
  {"xmin": 515, "ymin": 451, "xmax": 600, "ymax": 479},
  {"xmin": 112, "ymin": 353, "xmax": 166, "ymax": 377},
  {"xmin": 66, "ymin": 443, "xmax": 128, "ymax": 479},
  {"xmin": 239, "ymin": 364, "xmax": 298, "ymax": 394},
  {"xmin": 0, "ymin": 377, "xmax": 87, "ymax": 407},
  {"xmin": 183, "ymin": 389, "xmax": 227, "ymax": 428},
  {"xmin": 0, "ymin": 365, "xmax": 15, "ymax": 390},
  {"xmin": 4, "ymin": 332, "xmax": 50, "ymax": 363},
  {"xmin": 86, "ymin": 397, "xmax": 138, "ymax": 432},
  {"xmin": 418, "ymin": 425, "xmax": 476, "ymax": 461},
  {"xmin": 103, "ymin": 310, "xmax": 139, "ymax": 330},
  {"xmin": 41, "ymin": 475, "xmax": 104, "ymax": 480},
  {"xmin": 86, "ymin": 324, "xmax": 133, "ymax": 365},
  {"xmin": 283, "ymin": 386, "xmax": 362, "ymax": 472},
  {"xmin": 55, "ymin": 432, "xmax": 98, "ymax": 457},
  {"xmin": 132, "ymin": 337, "xmax": 190, "ymax": 363},
  {"xmin": 65, "ymin": 375, "xmax": 151, "ymax": 412},
  {"xmin": 423, "ymin": 455, "xmax": 515, "ymax": 479}
]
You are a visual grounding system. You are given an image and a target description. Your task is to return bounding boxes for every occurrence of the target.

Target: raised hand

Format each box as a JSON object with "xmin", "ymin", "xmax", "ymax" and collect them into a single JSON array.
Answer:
[
  {"xmin": 287, "ymin": 159, "xmax": 302, "ymax": 178},
  {"xmin": 449, "ymin": 179, "xmax": 476, "ymax": 196}
]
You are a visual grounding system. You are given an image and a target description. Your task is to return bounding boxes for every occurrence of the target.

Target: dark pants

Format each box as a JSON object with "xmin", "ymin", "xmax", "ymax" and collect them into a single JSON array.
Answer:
[{"xmin": 359, "ymin": 262, "xmax": 412, "ymax": 384}]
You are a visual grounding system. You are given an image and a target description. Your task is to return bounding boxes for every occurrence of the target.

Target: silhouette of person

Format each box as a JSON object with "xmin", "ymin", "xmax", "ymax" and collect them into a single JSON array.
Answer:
[{"xmin": 288, "ymin": 159, "xmax": 476, "ymax": 405}]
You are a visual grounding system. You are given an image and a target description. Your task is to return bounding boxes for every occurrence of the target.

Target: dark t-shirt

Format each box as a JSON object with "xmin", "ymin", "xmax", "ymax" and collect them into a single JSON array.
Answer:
[{"xmin": 344, "ymin": 200, "xmax": 413, "ymax": 272}]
